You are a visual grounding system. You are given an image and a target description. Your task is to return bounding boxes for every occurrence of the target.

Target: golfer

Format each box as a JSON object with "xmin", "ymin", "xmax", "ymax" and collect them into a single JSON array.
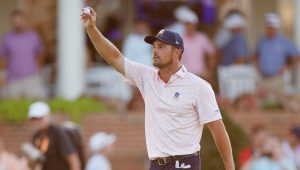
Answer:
[{"xmin": 80, "ymin": 8, "xmax": 234, "ymax": 170}]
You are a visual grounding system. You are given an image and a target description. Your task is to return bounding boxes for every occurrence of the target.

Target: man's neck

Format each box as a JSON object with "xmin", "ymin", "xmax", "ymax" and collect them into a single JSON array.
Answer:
[
  {"xmin": 158, "ymin": 65, "xmax": 181, "ymax": 83},
  {"xmin": 186, "ymin": 30, "xmax": 197, "ymax": 37},
  {"xmin": 13, "ymin": 28, "xmax": 26, "ymax": 34},
  {"xmin": 267, "ymin": 34, "xmax": 278, "ymax": 39}
]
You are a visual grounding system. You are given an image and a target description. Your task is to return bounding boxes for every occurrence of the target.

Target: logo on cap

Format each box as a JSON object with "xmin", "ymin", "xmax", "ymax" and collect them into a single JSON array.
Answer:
[{"xmin": 159, "ymin": 29, "xmax": 165, "ymax": 34}]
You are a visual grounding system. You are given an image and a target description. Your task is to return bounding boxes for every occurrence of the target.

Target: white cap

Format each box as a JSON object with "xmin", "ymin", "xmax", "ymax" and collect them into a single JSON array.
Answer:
[
  {"xmin": 265, "ymin": 13, "xmax": 280, "ymax": 28},
  {"xmin": 28, "ymin": 101, "xmax": 50, "ymax": 119},
  {"xmin": 174, "ymin": 6, "xmax": 198, "ymax": 24},
  {"xmin": 224, "ymin": 14, "xmax": 245, "ymax": 29},
  {"xmin": 89, "ymin": 132, "xmax": 116, "ymax": 153}
]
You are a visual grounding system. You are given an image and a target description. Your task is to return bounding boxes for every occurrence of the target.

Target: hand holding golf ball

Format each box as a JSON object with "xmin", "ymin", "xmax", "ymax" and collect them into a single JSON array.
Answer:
[{"xmin": 80, "ymin": 7, "xmax": 96, "ymax": 29}]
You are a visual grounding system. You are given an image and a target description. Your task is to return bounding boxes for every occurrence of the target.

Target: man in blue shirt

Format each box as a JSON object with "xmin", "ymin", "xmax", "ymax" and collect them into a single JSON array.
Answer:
[
  {"xmin": 220, "ymin": 14, "xmax": 248, "ymax": 66},
  {"xmin": 255, "ymin": 13, "xmax": 299, "ymax": 95}
]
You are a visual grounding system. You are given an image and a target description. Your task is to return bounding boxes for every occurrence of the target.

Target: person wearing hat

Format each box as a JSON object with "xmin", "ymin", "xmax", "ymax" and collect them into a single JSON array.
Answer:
[
  {"xmin": 179, "ymin": 8, "xmax": 216, "ymax": 81},
  {"xmin": 81, "ymin": 8, "xmax": 234, "ymax": 170},
  {"xmin": 28, "ymin": 101, "xmax": 81, "ymax": 170},
  {"xmin": 0, "ymin": 137, "xmax": 30, "ymax": 170},
  {"xmin": 282, "ymin": 126, "xmax": 300, "ymax": 170},
  {"xmin": 254, "ymin": 13, "xmax": 299, "ymax": 95},
  {"xmin": 220, "ymin": 13, "xmax": 248, "ymax": 66},
  {"xmin": 85, "ymin": 132, "xmax": 116, "ymax": 170}
]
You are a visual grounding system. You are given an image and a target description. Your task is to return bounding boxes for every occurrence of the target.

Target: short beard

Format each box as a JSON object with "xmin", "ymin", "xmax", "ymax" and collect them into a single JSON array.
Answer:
[{"xmin": 153, "ymin": 58, "xmax": 173, "ymax": 68}]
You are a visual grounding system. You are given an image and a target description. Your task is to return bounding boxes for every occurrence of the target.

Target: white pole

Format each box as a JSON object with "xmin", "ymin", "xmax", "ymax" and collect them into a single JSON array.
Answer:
[
  {"xmin": 295, "ymin": 0, "xmax": 300, "ymax": 94},
  {"xmin": 57, "ymin": 0, "xmax": 86, "ymax": 100}
]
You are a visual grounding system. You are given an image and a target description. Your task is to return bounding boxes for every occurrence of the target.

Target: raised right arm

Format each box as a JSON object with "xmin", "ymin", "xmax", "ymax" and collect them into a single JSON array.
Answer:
[{"xmin": 80, "ymin": 8, "xmax": 125, "ymax": 75}]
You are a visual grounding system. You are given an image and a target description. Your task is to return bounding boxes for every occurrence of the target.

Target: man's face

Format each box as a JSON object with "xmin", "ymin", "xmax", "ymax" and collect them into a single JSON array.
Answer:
[
  {"xmin": 253, "ymin": 130, "xmax": 268, "ymax": 148},
  {"xmin": 135, "ymin": 22, "xmax": 150, "ymax": 35},
  {"xmin": 30, "ymin": 116, "xmax": 49, "ymax": 130},
  {"xmin": 185, "ymin": 22, "xmax": 197, "ymax": 33},
  {"xmin": 11, "ymin": 14, "xmax": 26, "ymax": 30},
  {"xmin": 266, "ymin": 26, "xmax": 277, "ymax": 38},
  {"xmin": 152, "ymin": 40, "xmax": 179, "ymax": 68}
]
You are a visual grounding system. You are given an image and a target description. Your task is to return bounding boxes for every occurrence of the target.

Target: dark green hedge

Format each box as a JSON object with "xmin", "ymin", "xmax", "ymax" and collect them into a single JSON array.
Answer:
[
  {"xmin": 200, "ymin": 111, "xmax": 249, "ymax": 170},
  {"xmin": 0, "ymin": 98, "xmax": 108, "ymax": 124}
]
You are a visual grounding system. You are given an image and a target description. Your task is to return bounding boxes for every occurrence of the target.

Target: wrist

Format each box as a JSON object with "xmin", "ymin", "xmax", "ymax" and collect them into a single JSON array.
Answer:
[{"xmin": 86, "ymin": 25, "xmax": 97, "ymax": 31}]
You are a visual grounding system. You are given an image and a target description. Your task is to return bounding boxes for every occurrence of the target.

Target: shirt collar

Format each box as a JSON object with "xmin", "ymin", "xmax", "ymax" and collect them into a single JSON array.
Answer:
[
  {"xmin": 155, "ymin": 65, "xmax": 188, "ymax": 79},
  {"xmin": 175, "ymin": 65, "xmax": 187, "ymax": 78}
]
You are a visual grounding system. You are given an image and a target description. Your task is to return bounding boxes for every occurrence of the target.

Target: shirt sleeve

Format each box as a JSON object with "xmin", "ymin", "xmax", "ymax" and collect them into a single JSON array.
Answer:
[
  {"xmin": 57, "ymin": 127, "xmax": 76, "ymax": 157},
  {"xmin": 0, "ymin": 36, "xmax": 8, "ymax": 57},
  {"xmin": 196, "ymin": 83, "xmax": 222, "ymax": 124},
  {"xmin": 285, "ymin": 40, "xmax": 299, "ymax": 58},
  {"xmin": 124, "ymin": 58, "xmax": 154, "ymax": 94}
]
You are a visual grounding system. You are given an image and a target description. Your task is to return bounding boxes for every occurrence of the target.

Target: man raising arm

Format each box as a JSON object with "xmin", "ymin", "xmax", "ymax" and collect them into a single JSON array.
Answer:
[
  {"xmin": 80, "ymin": 8, "xmax": 124, "ymax": 75},
  {"xmin": 81, "ymin": 8, "xmax": 234, "ymax": 170}
]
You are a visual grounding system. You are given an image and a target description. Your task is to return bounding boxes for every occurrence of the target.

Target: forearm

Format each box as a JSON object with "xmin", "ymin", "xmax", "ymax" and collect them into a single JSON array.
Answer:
[
  {"xmin": 86, "ymin": 26, "xmax": 123, "ymax": 65},
  {"xmin": 0, "ymin": 57, "xmax": 6, "ymax": 69},
  {"xmin": 213, "ymin": 130, "xmax": 235, "ymax": 170},
  {"xmin": 207, "ymin": 54, "xmax": 216, "ymax": 70},
  {"xmin": 66, "ymin": 153, "xmax": 81, "ymax": 170},
  {"xmin": 235, "ymin": 57, "xmax": 246, "ymax": 64},
  {"xmin": 37, "ymin": 53, "xmax": 45, "ymax": 71},
  {"xmin": 207, "ymin": 120, "xmax": 235, "ymax": 170}
]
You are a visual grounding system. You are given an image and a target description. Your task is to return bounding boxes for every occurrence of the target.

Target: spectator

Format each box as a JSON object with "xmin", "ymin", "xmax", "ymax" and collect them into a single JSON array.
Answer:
[
  {"xmin": 122, "ymin": 19, "xmax": 152, "ymax": 111},
  {"xmin": 254, "ymin": 13, "xmax": 299, "ymax": 95},
  {"xmin": 122, "ymin": 19, "xmax": 152, "ymax": 66},
  {"xmin": 167, "ymin": 6, "xmax": 192, "ymax": 36},
  {"xmin": 180, "ymin": 10, "xmax": 216, "ymax": 80},
  {"xmin": 214, "ymin": 10, "xmax": 245, "ymax": 50},
  {"xmin": 250, "ymin": 135, "xmax": 296, "ymax": 170},
  {"xmin": 282, "ymin": 126, "xmax": 300, "ymax": 170},
  {"xmin": 0, "ymin": 137, "xmax": 30, "ymax": 170},
  {"xmin": 239, "ymin": 125, "xmax": 269, "ymax": 169},
  {"xmin": 0, "ymin": 9, "xmax": 46, "ymax": 99},
  {"xmin": 63, "ymin": 121, "xmax": 86, "ymax": 170},
  {"xmin": 28, "ymin": 101, "xmax": 81, "ymax": 170},
  {"xmin": 85, "ymin": 132, "xmax": 116, "ymax": 170},
  {"xmin": 220, "ymin": 13, "xmax": 248, "ymax": 66}
]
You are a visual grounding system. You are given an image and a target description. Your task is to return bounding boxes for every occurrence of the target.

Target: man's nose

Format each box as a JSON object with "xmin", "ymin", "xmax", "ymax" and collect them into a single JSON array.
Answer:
[{"xmin": 152, "ymin": 48, "xmax": 157, "ymax": 55}]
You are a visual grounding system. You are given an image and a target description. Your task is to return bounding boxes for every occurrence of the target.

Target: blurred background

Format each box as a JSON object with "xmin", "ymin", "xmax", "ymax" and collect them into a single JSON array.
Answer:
[{"xmin": 0, "ymin": 0, "xmax": 300, "ymax": 170}]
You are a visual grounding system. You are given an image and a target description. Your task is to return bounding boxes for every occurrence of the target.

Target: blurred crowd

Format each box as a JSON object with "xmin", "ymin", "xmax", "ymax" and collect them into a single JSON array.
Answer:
[
  {"xmin": 0, "ymin": 3, "xmax": 299, "ymax": 112},
  {"xmin": 0, "ymin": 1, "xmax": 300, "ymax": 170},
  {"xmin": 238, "ymin": 125, "xmax": 300, "ymax": 170},
  {"xmin": 0, "ymin": 101, "xmax": 300, "ymax": 170},
  {"xmin": 0, "ymin": 101, "xmax": 117, "ymax": 170}
]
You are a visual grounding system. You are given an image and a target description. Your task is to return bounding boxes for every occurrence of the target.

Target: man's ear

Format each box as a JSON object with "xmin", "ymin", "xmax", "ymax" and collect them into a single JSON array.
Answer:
[{"xmin": 176, "ymin": 49, "xmax": 183, "ymax": 60}]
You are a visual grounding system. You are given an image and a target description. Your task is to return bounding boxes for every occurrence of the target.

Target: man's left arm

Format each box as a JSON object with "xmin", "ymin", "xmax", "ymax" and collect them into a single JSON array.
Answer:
[
  {"xmin": 33, "ymin": 33, "xmax": 45, "ymax": 71},
  {"xmin": 57, "ymin": 127, "xmax": 81, "ymax": 170},
  {"xmin": 206, "ymin": 120, "xmax": 235, "ymax": 170},
  {"xmin": 203, "ymin": 35, "xmax": 217, "ymax": 72}
]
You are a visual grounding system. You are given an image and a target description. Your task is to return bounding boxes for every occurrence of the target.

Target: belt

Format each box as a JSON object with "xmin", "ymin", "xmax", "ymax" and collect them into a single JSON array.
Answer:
[{"xmin": 150, "ymin": 152, "xmax": 199, "ymax": 166}]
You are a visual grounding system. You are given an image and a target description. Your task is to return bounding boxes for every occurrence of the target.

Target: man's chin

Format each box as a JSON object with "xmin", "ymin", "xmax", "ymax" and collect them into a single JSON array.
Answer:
[{"xmin": 153, "ymin": 63, "xmax": 161, "ymax": 68}]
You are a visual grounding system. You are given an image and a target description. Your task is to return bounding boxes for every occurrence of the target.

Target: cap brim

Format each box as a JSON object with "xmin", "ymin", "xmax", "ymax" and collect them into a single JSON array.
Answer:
[
  {"xmin": 144, "ymin": 35, "xmax": 158, "ymax": 45},
  {"xmin": 144, "ymin": 35, "xmax": 173, "ymax": 47}
]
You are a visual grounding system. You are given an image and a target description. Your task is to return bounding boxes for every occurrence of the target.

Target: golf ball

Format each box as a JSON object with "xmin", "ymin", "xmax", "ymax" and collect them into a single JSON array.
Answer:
[{"xmin": 83, "ymin": 7, "xmax": 91, "ymax": 14}]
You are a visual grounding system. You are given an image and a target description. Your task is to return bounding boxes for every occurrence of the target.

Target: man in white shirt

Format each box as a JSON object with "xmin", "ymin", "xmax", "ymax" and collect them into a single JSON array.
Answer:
[
  {"xmin": 80, "ymin": 8, "xmax": 234, "ymax": 170},
  {"xmin": 85, "ymin": 132, "xmax": 116, "ymax": 170}
]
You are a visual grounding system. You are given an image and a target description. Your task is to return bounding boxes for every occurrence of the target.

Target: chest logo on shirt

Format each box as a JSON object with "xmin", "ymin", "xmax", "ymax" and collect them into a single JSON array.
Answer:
[{"xmin": 174, "ymin": 92, "xmax": 180, "ymax": 98}]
